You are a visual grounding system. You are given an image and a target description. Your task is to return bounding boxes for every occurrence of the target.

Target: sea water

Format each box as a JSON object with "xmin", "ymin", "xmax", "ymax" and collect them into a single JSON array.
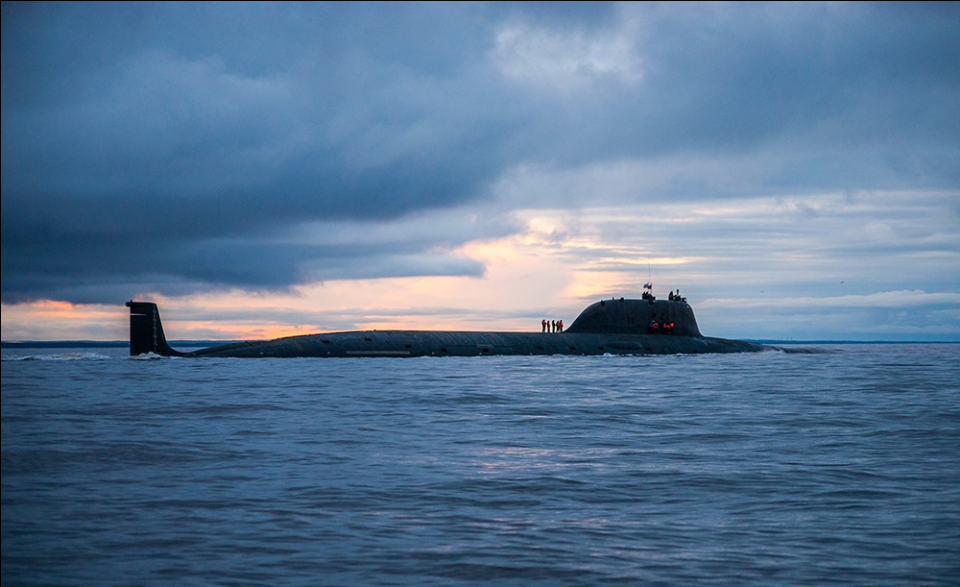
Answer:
[{"xmin": 2, "ymin": 344, "xmax": 959, "ymax": 586}]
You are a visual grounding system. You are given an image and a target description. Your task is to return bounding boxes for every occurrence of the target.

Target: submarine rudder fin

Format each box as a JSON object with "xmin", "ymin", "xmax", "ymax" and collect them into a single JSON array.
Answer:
[{"xmin": 125, "ymin": 300, "xmax": 184, "ymax": 357}]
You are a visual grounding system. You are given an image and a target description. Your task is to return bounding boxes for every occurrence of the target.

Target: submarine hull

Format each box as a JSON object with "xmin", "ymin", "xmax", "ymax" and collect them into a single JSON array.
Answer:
[
  {"xmin": 126, "ymin": 298, "xmax": 770, "ymax": 358},
  {"xmin": 186, "ymin": 330, "xmax": 766, "ymax": 358}
]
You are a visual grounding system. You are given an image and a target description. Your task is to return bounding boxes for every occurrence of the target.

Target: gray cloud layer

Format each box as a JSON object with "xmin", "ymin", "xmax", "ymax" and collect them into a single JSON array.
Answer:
[{"xmin": 3, "ymin": 2, "xmax": 959, "ymax": 303}]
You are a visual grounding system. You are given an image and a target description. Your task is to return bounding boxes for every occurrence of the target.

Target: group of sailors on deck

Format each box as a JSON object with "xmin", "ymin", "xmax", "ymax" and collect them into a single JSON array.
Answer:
[
  {"xmin": 541, "ymin": 319, "xmax": 564, "ymax": 333},
  {"xmin": 647, "ymin": 319, "xmax": 676, "ymax": 335},
  {"xmin": 643, "ymin": 289, "xmax": 686, "ymax": 302}
]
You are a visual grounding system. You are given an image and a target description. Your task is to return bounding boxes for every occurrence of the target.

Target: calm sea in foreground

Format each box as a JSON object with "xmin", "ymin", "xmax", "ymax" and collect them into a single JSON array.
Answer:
[{"xmin": 3, "ymin": 344, "xmax": 959, "ymax": 586}]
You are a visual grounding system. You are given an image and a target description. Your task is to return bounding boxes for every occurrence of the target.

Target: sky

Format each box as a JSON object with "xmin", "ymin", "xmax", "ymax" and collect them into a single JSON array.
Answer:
[{"xmin": 2, "ymin": 1, "xmax": 959, "ymax": 342}]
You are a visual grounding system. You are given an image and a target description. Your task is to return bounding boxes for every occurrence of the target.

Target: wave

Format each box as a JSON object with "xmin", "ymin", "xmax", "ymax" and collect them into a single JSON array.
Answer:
[{"xmin": 2, "ymin": 351, "xmax": 115, "ymax": 361}]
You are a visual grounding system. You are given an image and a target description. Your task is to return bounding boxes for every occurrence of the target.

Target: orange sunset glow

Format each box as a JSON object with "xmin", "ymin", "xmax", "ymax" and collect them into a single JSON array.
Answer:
[{"xmin": 2, "ymin": 210, "xmax": 698, "ymax": 341}]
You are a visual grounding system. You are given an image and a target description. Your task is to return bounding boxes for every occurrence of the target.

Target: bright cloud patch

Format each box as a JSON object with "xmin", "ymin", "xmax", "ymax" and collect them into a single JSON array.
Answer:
[{"xmin": 492, "ymin": 23, "xmax": 642, "ymax": 89}]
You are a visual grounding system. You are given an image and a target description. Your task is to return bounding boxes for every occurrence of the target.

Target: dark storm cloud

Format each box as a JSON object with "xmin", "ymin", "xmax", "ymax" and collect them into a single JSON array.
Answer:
[
  {"xmin": 508, "ymin": 2, "xmax": 960, "ymax": 187},
  {"xmin": 3, "ymin": 2, "xmax": 958, "ymax": 303},
  {"xmin": 2, "ymin": 2, "xmax": 509, "ymax": 302}
]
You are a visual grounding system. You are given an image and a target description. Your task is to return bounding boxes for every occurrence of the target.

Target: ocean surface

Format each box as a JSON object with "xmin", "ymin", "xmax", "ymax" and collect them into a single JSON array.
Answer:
[{"xmin": 3, "ymin": 344, "xmax": 959, "ymax": 587}]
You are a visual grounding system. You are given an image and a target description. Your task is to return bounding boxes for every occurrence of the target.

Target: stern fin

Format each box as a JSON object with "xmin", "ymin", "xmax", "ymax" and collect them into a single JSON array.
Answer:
[{"xmin": 125, "ymin": 301, "xmax": 182, "ymax": 356}]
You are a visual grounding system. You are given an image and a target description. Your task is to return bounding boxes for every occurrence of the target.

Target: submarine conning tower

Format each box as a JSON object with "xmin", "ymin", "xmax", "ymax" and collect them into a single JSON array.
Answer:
[{"xmin": 565, "ymin": 297, "xmax": 702, "ymax": 337}]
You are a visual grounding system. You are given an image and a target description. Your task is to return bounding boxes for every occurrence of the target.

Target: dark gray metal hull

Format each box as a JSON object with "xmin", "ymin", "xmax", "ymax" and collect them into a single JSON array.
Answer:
[
  {"xmin": 126, "ymin": 298, "xmax": 770, "ymax": 358},
  {"xmin": 187, "ymin": 330, "xmax": 766, "ymax": 358}
]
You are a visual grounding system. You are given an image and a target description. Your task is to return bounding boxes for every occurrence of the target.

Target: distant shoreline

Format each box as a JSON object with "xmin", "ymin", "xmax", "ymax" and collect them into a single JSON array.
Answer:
[{"xmin": 1, "ymin": 340, "xmax": 234, "ymax": 349}]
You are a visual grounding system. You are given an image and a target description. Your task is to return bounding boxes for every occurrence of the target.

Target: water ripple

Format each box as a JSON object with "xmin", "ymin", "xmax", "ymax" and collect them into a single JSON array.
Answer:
[{"xmin": 3, "ymin": 344, "xmax": 959, "ymax": 586}]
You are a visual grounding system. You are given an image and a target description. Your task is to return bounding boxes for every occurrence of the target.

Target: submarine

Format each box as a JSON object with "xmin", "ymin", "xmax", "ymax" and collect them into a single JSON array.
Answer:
[{"xmin": 126, "ymin": 294, "xmax": 769, "ymax": 358}]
